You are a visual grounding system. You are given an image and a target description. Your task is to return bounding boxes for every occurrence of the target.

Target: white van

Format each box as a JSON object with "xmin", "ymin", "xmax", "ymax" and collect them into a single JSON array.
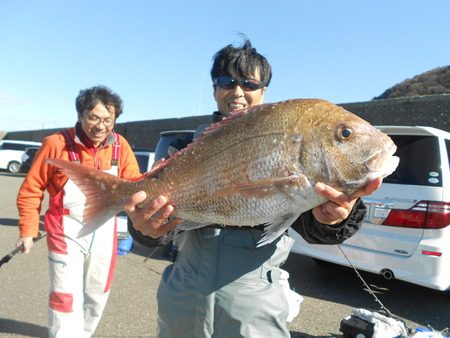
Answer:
[
  {"xmin": 116, "ymin": 148, "xmax": 155, "ymax": 239},
  {"xmin": 133, "ymin": 149, "xmax": 155, "ymax": 173},
  {"xmin": 289, "ymin": 126, "xmax": 450, "ymax": 291},
  {"xmin": 0, "ymin": 140, "xmax": 42, "ymax": 173}
]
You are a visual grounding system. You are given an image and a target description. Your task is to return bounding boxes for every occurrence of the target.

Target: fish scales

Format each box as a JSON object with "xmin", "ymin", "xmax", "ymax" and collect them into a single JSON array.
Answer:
[
  {"xmin": 145, "ymin": 102, "xmax": 304, "ymax": 223},
  {"xmin": 47, "ymin": 98, "xmax": 399, "ymax": 244}
]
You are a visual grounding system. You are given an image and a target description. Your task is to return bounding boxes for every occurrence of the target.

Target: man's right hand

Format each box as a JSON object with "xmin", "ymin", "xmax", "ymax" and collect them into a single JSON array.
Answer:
[{"xmin": 123, "ymin": 191, "xmax": 181, "ymax": 238}]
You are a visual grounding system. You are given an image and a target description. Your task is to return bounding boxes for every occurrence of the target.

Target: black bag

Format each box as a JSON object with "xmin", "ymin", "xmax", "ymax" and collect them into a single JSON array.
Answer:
[{"xmin": 340, "ymin": 314, "xmax": 374, "ymax": 338}]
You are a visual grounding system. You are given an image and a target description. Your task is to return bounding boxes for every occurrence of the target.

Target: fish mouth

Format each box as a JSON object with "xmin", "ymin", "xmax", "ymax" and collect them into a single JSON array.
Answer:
[{"xmin": 365, "ymin": 143, "xmax": 399, "ymax": 178}]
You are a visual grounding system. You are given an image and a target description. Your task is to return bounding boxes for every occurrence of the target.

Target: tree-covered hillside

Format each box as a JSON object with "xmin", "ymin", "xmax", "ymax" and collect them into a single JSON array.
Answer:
[{"xmin": 374, "ymin": 66, "xmax": 450, "ymax": 99}]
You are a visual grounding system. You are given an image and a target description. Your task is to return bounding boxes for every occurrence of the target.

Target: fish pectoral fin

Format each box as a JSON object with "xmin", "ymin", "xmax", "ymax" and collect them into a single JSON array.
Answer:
[
  {"xmin": 176, "ymin": 221, "xmax": 211, "ymax": 231},
  {"xmin": 211, "ymin": 174, "xmax": 310, "ymax": 199},
  {"xmin": 257, "ymin": 212, "xmax": 302, "ymax": 247},
  {"xmin": 76, "ymin": 206, "xmax": 123, "ymax": 237}
]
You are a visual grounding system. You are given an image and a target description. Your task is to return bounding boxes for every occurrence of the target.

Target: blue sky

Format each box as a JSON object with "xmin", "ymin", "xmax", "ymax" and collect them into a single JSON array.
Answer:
[{"xmin": 1, "ymin": 0, "xmax": 449, "ymax": 132}]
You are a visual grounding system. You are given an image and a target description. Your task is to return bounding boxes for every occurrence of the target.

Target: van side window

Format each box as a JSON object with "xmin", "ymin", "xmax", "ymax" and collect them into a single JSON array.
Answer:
[
  {"xmin": 1, "ymin": 143, "xmax": 27, "ymax": 151},
  {"xmin": 135, "ymin": 154, "xmax": 149, "ymax": 174}
]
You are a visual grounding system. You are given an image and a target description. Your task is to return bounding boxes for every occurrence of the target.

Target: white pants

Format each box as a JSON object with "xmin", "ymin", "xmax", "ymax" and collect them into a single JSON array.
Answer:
[{"xmin": 46, "ymin": 214, "xmax": 116, "ymax": 338}]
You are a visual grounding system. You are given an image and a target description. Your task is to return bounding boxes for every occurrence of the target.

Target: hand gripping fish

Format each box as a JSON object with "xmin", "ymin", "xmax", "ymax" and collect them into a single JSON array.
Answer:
[{"xmin": 48, "ymin": 99, "xmax": 399, "ymax": 246}]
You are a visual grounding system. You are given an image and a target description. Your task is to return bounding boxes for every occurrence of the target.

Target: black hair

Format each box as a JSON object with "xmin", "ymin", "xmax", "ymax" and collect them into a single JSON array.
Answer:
[
  {"xmin": 210, "ymin": 38, "xmax": 272, "ymax": 87},
  {"xmin": 75, "ymin": 85, "xmax": 123, "ymax": 119}
]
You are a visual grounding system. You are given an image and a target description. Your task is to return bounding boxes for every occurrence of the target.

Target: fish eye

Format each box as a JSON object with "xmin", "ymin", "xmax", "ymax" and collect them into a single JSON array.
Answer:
[{"xmin": 337, "ymin": 126, "xmax": 353, "ymax": 140}]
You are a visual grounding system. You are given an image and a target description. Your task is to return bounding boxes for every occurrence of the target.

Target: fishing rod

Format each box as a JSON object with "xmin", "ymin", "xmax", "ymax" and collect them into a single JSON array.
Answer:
[{"xmin": 0, "ymin": 232, "xmax": 46, "ymax": 268}]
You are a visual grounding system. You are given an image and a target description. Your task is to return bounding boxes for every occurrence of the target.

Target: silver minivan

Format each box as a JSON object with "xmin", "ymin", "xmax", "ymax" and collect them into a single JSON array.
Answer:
[
  {"xmin": 0, "ymin": 140, "xmax": 42, "ymax": 173},
  {"xmin": 133, "ymin": 149, "xmax": 155, "ymax": 173},
  {"xmin": 289, "ymin": 126, "xmax": 450, "ymax": 291}
]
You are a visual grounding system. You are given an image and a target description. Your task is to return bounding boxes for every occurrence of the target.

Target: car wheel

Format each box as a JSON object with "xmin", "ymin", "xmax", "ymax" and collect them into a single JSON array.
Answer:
[{"xmin": 7, "ymin": 161, "xmax": 21, "ymax": 173}]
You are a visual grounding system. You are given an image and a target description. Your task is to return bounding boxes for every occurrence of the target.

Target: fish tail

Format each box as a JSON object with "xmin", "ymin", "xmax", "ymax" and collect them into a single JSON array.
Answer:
[{"xmin": 47, "ymin": 159, "xmax": 134, "ymax": 236}]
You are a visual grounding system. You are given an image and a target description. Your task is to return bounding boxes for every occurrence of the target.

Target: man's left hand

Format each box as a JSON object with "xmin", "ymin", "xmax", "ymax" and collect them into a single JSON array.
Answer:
[{"xmin": 312, "ymin": 177, "xmax": 383, "ymax": 225}]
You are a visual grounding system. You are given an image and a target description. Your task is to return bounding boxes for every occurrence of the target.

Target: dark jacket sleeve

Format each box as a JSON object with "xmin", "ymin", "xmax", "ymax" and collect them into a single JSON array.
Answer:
[
  {"xmin": 127, "ymin": 218, "xmax": 173, "ymax": 247},
  {"xmin": 290, "ymin": 198, "xmax": 367, "ymax": 245}
]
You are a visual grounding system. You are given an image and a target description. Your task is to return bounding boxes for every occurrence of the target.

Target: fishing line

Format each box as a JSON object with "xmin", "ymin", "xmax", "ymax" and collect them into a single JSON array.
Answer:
[
  {"xmin": 337, "ymin": 244, "xmax": 393, "ymax": 317},
  {"xmin": 144, "ymin": 246, "xmax": 160, "ymax": 263},
  {"xmin": 336, "ymin": 245, "xmax": 450, "ymax": 336}
]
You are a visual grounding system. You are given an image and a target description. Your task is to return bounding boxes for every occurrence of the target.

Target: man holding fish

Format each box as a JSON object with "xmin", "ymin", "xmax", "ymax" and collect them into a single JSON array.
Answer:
[{"xmin": 123, "ymin": 39, "xmax": 390, "ymax": 338}]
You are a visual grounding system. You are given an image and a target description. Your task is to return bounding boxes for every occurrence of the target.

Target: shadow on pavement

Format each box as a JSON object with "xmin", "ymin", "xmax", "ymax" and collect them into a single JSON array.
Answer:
[
  {"xmin": 0, "ymin": 217, "xmax": 45, "ymax": 230},
  {"xmin": 0, "ymin": 318, "xmax": 47, "ymax": 337},
  {"xmin": 0, "ymin": 218, "xmax": 18, "ymax": 227}
]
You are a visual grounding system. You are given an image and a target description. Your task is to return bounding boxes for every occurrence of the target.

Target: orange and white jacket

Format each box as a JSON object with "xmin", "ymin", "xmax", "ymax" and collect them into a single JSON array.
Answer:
[{"xmin": 17, "ymin": 127, "xmax": 141, "ymax": 238}]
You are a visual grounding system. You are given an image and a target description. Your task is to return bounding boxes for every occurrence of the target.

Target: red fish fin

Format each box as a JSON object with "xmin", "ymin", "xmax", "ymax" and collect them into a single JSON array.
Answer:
[
  {"xmin": 140, "ymin": 157, "xmax": 170, "ymax": 178},
  {"xmin": 211, "ymin": 174, "xmax": 310, "ymax": 199},
  {"xmin": 47, "ymin": 159, "xmax": 128, "ymax": 236},
  {"xmin": 147, "ymin": 105, "xmax": 269, "ymax": 171},
  {"xmin": 199, "ymin": 102, "xmax": 284, "ymax": 138},
  {"xmin": 200, "ymin": 106, "xmax": 255, "ymax": 135}
]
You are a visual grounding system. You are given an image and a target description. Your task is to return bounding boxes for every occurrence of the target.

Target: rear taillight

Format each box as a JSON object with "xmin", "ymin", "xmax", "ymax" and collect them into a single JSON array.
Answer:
[{"xmin": 383, "ymin": 201, "xmax": 450, "ymax": 229}]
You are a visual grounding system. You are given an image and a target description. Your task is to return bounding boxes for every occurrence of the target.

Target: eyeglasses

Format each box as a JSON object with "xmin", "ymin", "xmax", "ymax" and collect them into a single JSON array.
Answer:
[
  {"xmin": 84, "ymin": 114, "xmax": 115, "ymax": 127},
  {"xmin": 213, "ymin": 76, "xmax": 264, "ymax": 91}
]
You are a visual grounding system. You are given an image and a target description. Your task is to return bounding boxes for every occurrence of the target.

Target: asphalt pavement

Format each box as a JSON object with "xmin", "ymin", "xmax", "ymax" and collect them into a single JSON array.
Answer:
[{"xmin": 1, "ymin": 172, "xmax": 449, "ymax": 338}]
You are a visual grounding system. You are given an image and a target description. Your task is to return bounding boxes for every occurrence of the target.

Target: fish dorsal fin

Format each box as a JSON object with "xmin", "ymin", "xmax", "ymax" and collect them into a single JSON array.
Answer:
[
  {"xmin": 174, "ymin": 104, "xmax": 270, "ymax": 153},
  {"xmin": 144, "ymin": 105, "xmax": 264, "ymax": 176},
  {"xmin": 200, "ymin": 106, "xmax": 257, "ymax": 136}
]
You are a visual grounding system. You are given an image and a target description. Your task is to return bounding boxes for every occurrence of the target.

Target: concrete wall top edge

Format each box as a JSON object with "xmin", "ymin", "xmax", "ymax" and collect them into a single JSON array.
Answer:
[{"xmin": 2, "ymin": 95, "xmax": 449, "ymax": 146}]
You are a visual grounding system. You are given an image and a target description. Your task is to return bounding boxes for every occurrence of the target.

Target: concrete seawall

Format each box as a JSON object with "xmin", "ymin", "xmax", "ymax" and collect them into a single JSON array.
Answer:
[{"xmin": 3, "ymin": 94, "xmax": 449, "ymax": 149}]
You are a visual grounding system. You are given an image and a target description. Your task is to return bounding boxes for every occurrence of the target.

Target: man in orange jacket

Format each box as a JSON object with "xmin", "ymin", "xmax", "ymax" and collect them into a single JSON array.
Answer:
[{"xmin": 16, "ymin": 85, "xmax": 141, "ymax": 338}]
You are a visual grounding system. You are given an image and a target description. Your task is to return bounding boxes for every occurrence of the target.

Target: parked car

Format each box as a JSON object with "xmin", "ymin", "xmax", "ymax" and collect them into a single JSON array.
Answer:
[
  {"xmin": 0, "ymin": 140, "xmax": 42, "ymax": 173},
  {"xmin": 133, "ymin": 149, "xmax": 155, "ymax": 173},
  {"xmin": 155, "ymin": 130, "xmax": 195, "ymax": 161},
  {"xmin": 19, "ymin": 146, "xmax": 41, "ymax": 173},
  {"xmin": 127, "ymin": 130, "xmax": 195, "ymax": 258},
  {"xmin": 116, "ymin": 148, "xmax": 155, "ymax": 252},
  {"xmin": 289, "ymin": 126, "xmax": 450, "ymax": 291}
]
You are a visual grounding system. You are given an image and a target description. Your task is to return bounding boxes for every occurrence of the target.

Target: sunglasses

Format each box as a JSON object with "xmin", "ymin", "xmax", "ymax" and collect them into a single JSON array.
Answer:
[{"xmin": 213, "ymin": 76, "xmax": 264, "ymax": 91}]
